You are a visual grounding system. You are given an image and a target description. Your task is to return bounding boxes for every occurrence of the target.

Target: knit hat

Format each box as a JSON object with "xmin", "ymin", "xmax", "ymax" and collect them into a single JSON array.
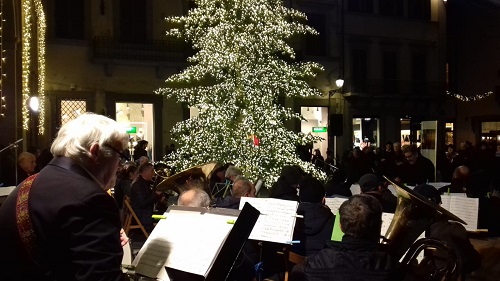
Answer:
[
  {"xmin": 280, "ymin": 166, "xmax": 301, "ymax": 186},
  {"xmin": 299, "ymin": 176, "xmax": 325, "ymax": 203},
  {"xmin": 413, "ymin": 184, "xmax": 441, "ymax": 204},
  {"xmin": 358, "ymin": 174, "xmax": 380, "ymax": 193}
]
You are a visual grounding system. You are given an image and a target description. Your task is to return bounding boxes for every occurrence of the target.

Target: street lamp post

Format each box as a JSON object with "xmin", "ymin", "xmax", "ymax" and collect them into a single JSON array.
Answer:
[{"xmin": 329, "ymin": 78, "xmax": 344, "ymax": 165}]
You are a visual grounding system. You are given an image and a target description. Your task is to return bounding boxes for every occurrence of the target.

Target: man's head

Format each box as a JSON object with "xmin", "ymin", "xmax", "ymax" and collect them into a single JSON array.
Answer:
[
  {"xmin": 280, "ymin": 165, "xmax": 302, "ymax": 187},
  {"xmin": 225, "ymin": 166, "xmax": 242, "ymax": 182},
  {"xmin": 339, "ymin": 194, "xmax": 382, "ymax": 241},
  {"xmin": 178, "ymin": 188, "xmax": 212, "ymax": 207},
  {"xmin": 299, "ymin": 175, "xmax": 325, "ymax": 203},
  {"xmin": 393, "ymin": 142, "xmax": 401, "ymax": 152},
  {"xmin": 137, "ymin": 156, "xmax": 149, "ymax": 166},
  {"xmin": 138, "ymin": 162, "xmax": 155, "ymax": 181},
  {"xmin": 402, "ymin": 144, "xmax": 419, "ymax": 165},
  {"xmin": 50, "ymin": 113, "xmax": 129, "ymax": 189},
  {"xmin": 18, "ymin": 152, "xmax": 37, "ymax": 174},
  {"xmin": 232, "ymin": 176, "xmax": 256, "ymax": 198},
  {"xmin": 358, "ymin": 173, "xmax": 381, "ymax": 194},
  {"xmin": 451, "ymin": 165, "xmax": 470, "ymax": 188}
]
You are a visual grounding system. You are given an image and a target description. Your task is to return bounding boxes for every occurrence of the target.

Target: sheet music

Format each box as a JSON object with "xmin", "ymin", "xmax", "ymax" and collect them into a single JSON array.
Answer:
[
  {"xmin": 239, "ymin": 197, "xmax": 298, "ymax": 244},
  {"xmin": 325, "ymin": 197, "xmax": 348, "ymax": 214},
  {"xmin": 380, "ymin": 212, "xmax": 394, "ymax": 240},
  {"xmin": 132, "ymin": 210, "xmax": 235, "ymax": 278},
  {"xmin": 440, "ymin": 195, "xmax": 478, "ymax": 231}
]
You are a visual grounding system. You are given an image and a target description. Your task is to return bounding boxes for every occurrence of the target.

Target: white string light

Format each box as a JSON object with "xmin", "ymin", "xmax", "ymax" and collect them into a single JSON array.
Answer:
[
  {"xmin": 21, "ymin": 0, "xmax": 46, "ymax": 134},
  {"xmin": 0, "ymin": 1, "xmax": 6, "ymax": 117},
  {"xmin": 157, "ymin": 0, "xmax": 327, "ymax": 184},
  {"xmin": 446, "ymin": 90, "xmax": 493, "ymax": 102}
]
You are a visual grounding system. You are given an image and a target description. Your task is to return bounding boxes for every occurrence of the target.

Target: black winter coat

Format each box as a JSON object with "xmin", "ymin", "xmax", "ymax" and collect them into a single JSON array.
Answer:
[{"xmin": 293, "ymin": 203, "xmax": 335, "ymax": 257}]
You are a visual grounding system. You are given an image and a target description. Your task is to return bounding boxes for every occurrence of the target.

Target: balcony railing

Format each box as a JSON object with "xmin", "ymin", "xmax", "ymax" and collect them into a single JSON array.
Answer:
[{"xmin": 92, "ymin": 36, "xmax": 193, "ymax": 62}]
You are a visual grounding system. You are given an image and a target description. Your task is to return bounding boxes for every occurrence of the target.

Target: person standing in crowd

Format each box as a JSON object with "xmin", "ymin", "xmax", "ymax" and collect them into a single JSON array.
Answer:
[
  {"xmin": 290, "ymin": 194, "xmax": 397, "ymax": 281},
  {"xmin": 133, "ymin": 139, "xmax": 148, "ymax": 161},
  {"xmin": 294, "ymin": 175, "xmax": 334, "ymax": 257},
  {"xmin": 130, "ymin": 162, "xmax": 164, "ymax": 233},
  {"xmin": 438, "ymin": 144, "xmax": 460, "ymax": 182},
  {"xmin": 396, "ymin": 144, "xmax": 435, "ymax": 185},
  {"xmin": 0, "ymin": 113, "xmax": 130, "ymax": 280},
  {"xmin": 17, "ymin": 152, "xmax": 37, "ymax": 184}
]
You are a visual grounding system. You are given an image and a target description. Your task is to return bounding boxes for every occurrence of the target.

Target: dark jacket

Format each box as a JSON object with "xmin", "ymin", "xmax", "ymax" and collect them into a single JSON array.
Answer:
[
  {"xmin": 290, "ymin": 236, "xmax": 398, "ymax": 281},
  {"xmin": 0, "ymin": 157, "xmax": 125, "ymax": 281},
  {"xmin": 113, "ymin": 177, "xmax": 133, "ymax": 209},
  {"xmin": 269, "ymin": 177, "xmax": 299, "ymax": 201},
  {"xmin": 293, "ymin": 203, "xmax": 335, "ymax": 257},
  {"xmin": 397, "ymin": 154, "xmax": 435, "ymax": 185},
  {"xmin": 130, "ymin": 175, "xmax": 158, "ymax": 232},
  {"xmin": 215, "ymin": 196, "xmax": 241, "ymax": 209}
]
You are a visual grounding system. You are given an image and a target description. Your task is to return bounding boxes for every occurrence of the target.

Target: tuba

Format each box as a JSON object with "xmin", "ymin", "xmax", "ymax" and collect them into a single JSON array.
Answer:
[
  {"xmin": 382, "ymin": 177, "xmax": 465, "ymax": 280},
  {"xmin": 155, "ymin": 162, "xmax": 219, "ymax": 196}
]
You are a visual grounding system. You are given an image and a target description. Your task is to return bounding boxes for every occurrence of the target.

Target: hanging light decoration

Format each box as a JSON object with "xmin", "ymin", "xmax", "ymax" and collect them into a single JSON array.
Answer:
[
  {"xmin": 446, "ymin": 90, "xmax": 493, "ymax": 102},
  {"xmin": 21, "ymin": 0, "xmax": 46, "ymax": 134}
]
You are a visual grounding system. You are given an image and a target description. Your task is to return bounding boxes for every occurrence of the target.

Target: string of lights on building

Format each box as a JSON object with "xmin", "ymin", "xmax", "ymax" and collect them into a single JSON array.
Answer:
[
  {"xmin": 22, "ymin": 0, "xmax": 46, "ymax": 134},
  {"xmin": 446, "ymin": 90, "xmax": 493, "ymax": 102},
  {"xmin": 0, "ymin": 1, "xmax": 6, "ymax": 118}
]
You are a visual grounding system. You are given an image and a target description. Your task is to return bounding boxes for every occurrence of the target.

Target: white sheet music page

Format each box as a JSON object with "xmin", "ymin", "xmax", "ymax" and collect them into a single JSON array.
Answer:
[
  {"xmin": 132, "ymin": 211, "xmax": 235, "ymax": 278},
  {"xmin": 380, "ymin": 212, "xmax": 395, "ymax": 240},
  {"xmin": 324, "ymin": 197, "xmax": 348, "ymax": 214},
  {"xmin": 239, "ymin": 198, "xmax": 298, "ymax": 244},
  {"xmin": 440, "ymin": 195, "xmax": 478, "ymax": 231}
]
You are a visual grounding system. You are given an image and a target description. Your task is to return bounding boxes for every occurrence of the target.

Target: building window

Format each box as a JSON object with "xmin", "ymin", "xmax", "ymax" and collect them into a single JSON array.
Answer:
[
  {"xmin": 411, "ymin": 53, "xmax": 427, "ymax": 95},
  {"xmin": 379, "ymin": 0, "xmax": 403, "ymax": 17},
  {"xmin": 348, "ymin": 0, "xmax": 374, "ymax": 13},
  {"xmin": 119, "ymin": 0, "xmax": 147, "ymax": 43},
  {"xmin": 54, "ymin": 0, "xmax": 85, "ymax": 39},
  {"xmin": 481, "ymin": 121, "xmax": 500, "ymax": 146},
  {"xmin": 408, "ymin": 0, "xmax": 431, "ymax": 20},
  {"xmin": 353, "ymin": 117, "xmax": 379, "ymax": 149},
  {"xmin": 58, "ymin": 98, "xmax": 87, "ymax": 127},
  {"xmin": 382, "ymin": 51, "xmax": 398, "ymax": 94},
  {"xmin": 305, "ymin": 13, "xmax": 327, "ymax": 57},
  {"xmin": 351, "ymin": 49, "xmax": 368, "ymax": 93}
]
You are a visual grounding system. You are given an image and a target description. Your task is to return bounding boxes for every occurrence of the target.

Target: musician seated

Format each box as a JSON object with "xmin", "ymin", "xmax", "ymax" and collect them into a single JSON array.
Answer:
[
  {"xmin": 290, "ymin": 194, "xmax": 398, "ymax": 281},
  {"xmin": 130, "ymin": 162, "xmax": 164, "ymax": 233},
  {"xmin": 269, "ymin": 165, "xmax": 303, "ymax": 201},
  {"xmin": 413, "ymin": 184, "xmax": 481, "ymax": 279},
  {"xmin": 215, "ymin": 176, "xmax": 256, "ymax": 209},
  {"xmin": 17, "ymin": 151, "xmax": 37, "ymax": 183},
  {"xmin": 437, "ymin": 165, "xmax": 470, "ymax": 195},
  {"xmin": 358, "ymin": 173, "xmax": 396, "ymax": 213},
  {"xmin": 293, "ymin": 175, "xmax": 334, "ymax": 257},
  {"xmin": 177, "ymin": 188, "xmax": 212, "ymax": 207},
  {"xmin": 176, "ymin": 188, "xmax": 256, "ymax": 281}
]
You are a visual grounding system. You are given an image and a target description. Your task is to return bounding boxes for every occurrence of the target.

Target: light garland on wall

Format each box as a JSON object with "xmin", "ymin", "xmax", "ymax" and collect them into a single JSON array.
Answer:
[
  {"xmin": 0, "ymin": 1, "xmax": 5, "ymax": 118},
  {"xmin": 446, "ymin": 90, "xmax": 493, "ymax": 102},
  {"xmin": 21, "ymin": 0, "xmax": 46, "ymax": 134}
]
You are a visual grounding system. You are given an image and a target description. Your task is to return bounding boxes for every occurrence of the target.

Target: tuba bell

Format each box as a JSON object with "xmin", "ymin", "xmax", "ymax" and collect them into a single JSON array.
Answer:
[
  {"xmin": 382, "ymin": 177, "xmax": 465, "ymax": 280},
  {"xmin": 155, "ymin": 162, "xmax": 219, "ymax": 196}
]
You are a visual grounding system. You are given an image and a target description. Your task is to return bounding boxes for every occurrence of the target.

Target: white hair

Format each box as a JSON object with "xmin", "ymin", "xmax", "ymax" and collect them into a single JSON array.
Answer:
[
  {"xmin": 177, "ymin": 189, "xmax": 212, "ymax": 207},
  {"xmin": 225, "ymin": 166, "xmax": 242, "ymax": 178},
  {"xmin": 51, "ymin": 113, "xmax": 129, "ymax": 162}
]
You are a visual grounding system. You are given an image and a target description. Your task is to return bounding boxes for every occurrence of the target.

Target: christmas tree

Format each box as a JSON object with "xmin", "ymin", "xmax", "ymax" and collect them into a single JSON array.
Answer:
[{"xmin": 157, "ymin": 0, "xmax": 326, "ymax": 184}]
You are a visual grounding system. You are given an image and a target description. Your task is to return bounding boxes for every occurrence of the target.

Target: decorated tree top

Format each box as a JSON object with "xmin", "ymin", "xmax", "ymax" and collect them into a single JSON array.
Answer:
[{"xmin": 157, "ymin": 0, "xmax": 326, "ymax": 185}]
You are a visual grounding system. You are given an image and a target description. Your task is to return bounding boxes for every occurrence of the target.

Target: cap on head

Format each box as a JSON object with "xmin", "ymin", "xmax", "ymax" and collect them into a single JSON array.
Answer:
[{"xmin": 358, "ymin": 173, "xmax": 380, "ymax": 193}]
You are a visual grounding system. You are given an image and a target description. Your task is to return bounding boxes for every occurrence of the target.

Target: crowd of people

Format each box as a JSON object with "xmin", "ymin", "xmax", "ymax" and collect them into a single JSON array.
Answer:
[{"xmin": 0, "ymin": 112, "xmax": 499, "ymax": 280}]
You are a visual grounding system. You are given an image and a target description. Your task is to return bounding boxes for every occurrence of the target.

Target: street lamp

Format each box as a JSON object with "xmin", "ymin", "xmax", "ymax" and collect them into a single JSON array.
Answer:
[
  {"xmin": 28, "ymin": 96, "xmax": 40, "ymax": 112},
  {"xmin": 335, "ymin": 78, "xmax": 344, "ymax": 88}
]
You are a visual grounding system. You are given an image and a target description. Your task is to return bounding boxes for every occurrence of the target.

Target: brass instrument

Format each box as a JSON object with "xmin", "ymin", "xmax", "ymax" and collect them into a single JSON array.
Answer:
[
  {"xmin": 383, "ymin": 177, "xmax": 465, "ymax": 280},
  {"xmin": 155, "ymin": 162, "xmax": 219, "ymax": 196}
]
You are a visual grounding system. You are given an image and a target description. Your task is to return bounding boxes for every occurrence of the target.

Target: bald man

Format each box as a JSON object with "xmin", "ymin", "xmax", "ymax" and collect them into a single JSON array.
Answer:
[
  {"xmin": 177, "ymin": 188, "xmax": 212, "ymax": 207},
  {"xmin": 215, "ymin": 177, "xmax": 256, "ymax": 209},
  {"xmin": 17, "ymin": 152, "xmax": 37, "ymax": 184}
]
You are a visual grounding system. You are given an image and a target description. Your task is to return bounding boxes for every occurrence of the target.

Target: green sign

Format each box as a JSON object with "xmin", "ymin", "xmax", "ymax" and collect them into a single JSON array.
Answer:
[
  {"xmin": 126, "ymin": 126, "xmax": 137, "ymax": 134},
  {"xmin": 312, "ymin": 127, "xmax": 327, "ymax": 133}
]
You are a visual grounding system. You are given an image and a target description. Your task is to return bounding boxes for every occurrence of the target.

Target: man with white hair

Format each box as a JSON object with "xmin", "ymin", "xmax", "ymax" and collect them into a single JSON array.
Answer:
[
  {"xmin": 177, "ymin": 188, "xmax": 212, "ymax": 207},
  {"xmin": 0, "ymin": 113, "xmax": 130, "ymax": 280},
  {"xmin": 17, "ymin": 151, "xmax": 37, "ymax": 183}
]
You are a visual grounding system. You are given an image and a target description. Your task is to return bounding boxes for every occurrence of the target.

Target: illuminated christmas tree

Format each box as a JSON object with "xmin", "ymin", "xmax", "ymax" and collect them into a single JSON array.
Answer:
[{"xmin": 157, "ymin": 0, "xmax": 326, "ymax": 184}]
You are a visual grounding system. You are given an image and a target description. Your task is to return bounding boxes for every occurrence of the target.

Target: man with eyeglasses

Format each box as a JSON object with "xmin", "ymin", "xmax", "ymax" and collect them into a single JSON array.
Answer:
[
  {"xmin": 0, "ymin": 113, "xmax": 130, "ymax": 280},
  {"xmin": 395, "ymin": 144, "xmax": 435, "ymax": 186}
]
